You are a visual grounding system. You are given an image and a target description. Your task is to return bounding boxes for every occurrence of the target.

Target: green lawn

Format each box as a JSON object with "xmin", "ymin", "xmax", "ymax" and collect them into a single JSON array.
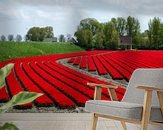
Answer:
[{"xmin": 0, "ymin": 42, "xmax": 84, "ymax": 62}]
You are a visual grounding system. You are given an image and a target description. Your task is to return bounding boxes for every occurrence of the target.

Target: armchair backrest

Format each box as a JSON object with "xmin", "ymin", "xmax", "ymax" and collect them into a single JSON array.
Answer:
[{"xmin": 122, "ymin": 68, "xmax": 163, "ymax": 107}]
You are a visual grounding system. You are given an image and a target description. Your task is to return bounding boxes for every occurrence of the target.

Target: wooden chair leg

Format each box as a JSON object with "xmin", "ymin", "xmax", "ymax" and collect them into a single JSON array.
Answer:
[
  {"xmin": 157, "ymin": 91, "xmax": 163, "ymax": 114},
  {"xmin": 121, "ymin": 121, "xmax": 127, "ymax": 130},
  {"xmin": 141, "ymin": 121, "xmax": 148, "ymax": 130},
  {"xmin": 92, "ymin": 113, "xmax": 98, "ymax": 130},
  {"xmin": 141, "ymin": 90, "xmax": 152, "ymax": 130}
]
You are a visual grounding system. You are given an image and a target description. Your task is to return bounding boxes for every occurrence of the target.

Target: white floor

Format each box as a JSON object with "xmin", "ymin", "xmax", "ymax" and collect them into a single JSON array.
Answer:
[{"xmin": 0, "ymin": 113, "xmax": 141, "ymax": 130}]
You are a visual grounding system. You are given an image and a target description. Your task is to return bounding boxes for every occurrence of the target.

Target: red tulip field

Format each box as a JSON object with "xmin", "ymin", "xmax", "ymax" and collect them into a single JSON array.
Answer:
[
  {"xmin": 1, "ymin": 50, "xmax": 163, "ymax": 108},
  {"xmin": 68, "ymin": 50, "xmax": 163, "ymax": 81}
]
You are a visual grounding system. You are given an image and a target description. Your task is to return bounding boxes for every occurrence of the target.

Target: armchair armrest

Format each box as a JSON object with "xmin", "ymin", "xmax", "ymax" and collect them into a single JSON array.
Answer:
[
  {"xmin": 87, "ymin": 82, "xmax": 118, "ymax": 89},
  {"xmin": 87, "ymin": 82, "xmax": 118, "ymax": 101},
  {"xmin": 136, "ymin": 86, "xmax": 163, "ymax": 92}
]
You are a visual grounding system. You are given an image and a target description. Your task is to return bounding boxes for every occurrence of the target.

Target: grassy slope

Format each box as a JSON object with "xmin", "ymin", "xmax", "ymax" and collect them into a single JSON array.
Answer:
[{"xmin": 0, "ymin": 42, "xmax": 84, "ymax": 62}]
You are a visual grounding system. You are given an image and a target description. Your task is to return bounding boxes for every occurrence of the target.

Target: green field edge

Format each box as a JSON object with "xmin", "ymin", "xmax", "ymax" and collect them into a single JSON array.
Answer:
[{"xmin": 0, "ymin": 42, "xmax": 85, "ymax": 62}]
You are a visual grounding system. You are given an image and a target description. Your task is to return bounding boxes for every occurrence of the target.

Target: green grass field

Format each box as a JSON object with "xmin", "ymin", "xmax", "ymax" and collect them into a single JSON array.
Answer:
[{"xmin": 0, "ymin": 42, "xmax": 84, "ymax": 62}]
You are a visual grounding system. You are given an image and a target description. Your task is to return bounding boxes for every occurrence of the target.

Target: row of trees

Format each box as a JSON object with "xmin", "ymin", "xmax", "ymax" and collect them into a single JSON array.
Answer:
[
  {"xmin": 0, "ymin": 32, "xmax": 73, "ymax": 43},
  {"xmin": 74, "ymin": 16, "xmax": 163, "ymax": 50},
  {"xmin": 0, "ymin": 34, "xmax": 22, "ymax": 42},
  {"xmin": 25, "ymin": 26, "xmax": 74, "ymax": 43}
]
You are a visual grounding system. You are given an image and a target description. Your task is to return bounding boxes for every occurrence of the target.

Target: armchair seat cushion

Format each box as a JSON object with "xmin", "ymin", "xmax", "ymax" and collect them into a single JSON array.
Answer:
[{"xmin": 85, "ymin": 100, "xmax": 163, "ymax": 122}]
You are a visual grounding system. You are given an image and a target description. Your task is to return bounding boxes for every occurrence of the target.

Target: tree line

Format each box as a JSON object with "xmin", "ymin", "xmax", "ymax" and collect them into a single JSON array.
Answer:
[
  {"xmin": 0, "ymin": 26, "xmax": 74, "ymax": 43},
  {"xmin": 0, "ymin": 26, "xmax": 54, "ymax": 42},
  {"xmin": 0, "ymin": 34, "xmax": 22, "ymax": 42},
  {"xmin": 26, "ymin": 26, "xmax": 75, "ymax": 42},
  {"xmin": 1, "ymin": 16, "xmax": 163, "ymax": 50},
  {"xmin": 74, "ymin": 16, "xmax": 163, "ymax": 50}
]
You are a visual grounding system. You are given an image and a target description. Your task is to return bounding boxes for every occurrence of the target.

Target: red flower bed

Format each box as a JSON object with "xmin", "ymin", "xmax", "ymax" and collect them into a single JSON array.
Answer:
[
  {"xmin": 92, "ymin": 55, "xmax": 107, "ymax": 75},
  {"xmin": 67, "ymin": 50, "xmax": 163, "ymax": 81},
  {"xmin": 5, "ymin": 67, "xmax": 33, "ymax": 108},
  {"xmin": 2, "ymin": 50, "xmax": 163, "ymax": 108},
  {"xmin": 23, "ymin": 61, "xmax": 75, "ymax": 108},
  {"xmin": 0, "ymin": 87, "xmax": 9, "ymax": 102},
  {"xmin": 0, "ymin": 50, "xmax": 128, "ymax": 108},
  {"xmin": 87, "ymin": 56, "xmax": 96, "ymax": 71},
  {"xmin": 79, "ymin": 56, "xmax": 87, "ymax": 69},
  {"xmin": 104, "ymin": 55, "xmax": 132, "ymax": 81},
  {"xmin": 98, "ymin": 55, "xmax": 123, "ymax": 79},
  {"xmin": 14, "ymin": 62, "xmax": 54, "ymax": 106},
  {"xmin": 67, "ymin": 57, "xmax": 75, "ymax": 63},
  {"xmin": 73, "ymin": 56, "xmax": 81, "ymax": 65},
  {"xmin": 35, "ymin": 61, "xmax": 91, "ymax": 105}
]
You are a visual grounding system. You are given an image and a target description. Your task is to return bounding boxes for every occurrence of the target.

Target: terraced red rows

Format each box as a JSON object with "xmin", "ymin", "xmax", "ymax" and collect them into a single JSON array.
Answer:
[
  {"xmin": 0, "ymin": 50, "xmax": 125, "ymax": 108},
  {"xmin": 68, "ymin": 50, "xmax": 163, "ymax": 81},
  {"xmin": 2, "ymin": 50, "xmax": 163, "ymax": 108}
]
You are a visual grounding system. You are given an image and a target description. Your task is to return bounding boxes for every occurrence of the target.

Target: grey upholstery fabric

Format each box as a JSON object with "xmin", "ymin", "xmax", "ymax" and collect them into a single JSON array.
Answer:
[
  {"xmin": 85, "ymin": 100, "xmax": 163, "ymax": 122},
  {"xmin": 122, "ymin": 69, "xmax": 163, "ymax": 106},
  {"xmin": 85, "ymin": 100, "xmax": 143, "ymax": 120},
  {"xmin": 85, "ymin": 69, "xmax": 163, "ymax": 123}
]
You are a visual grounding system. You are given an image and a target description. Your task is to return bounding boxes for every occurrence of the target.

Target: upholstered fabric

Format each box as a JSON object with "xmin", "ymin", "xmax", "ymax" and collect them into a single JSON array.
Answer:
[
  {"xmin": 85, "ymin": 100, "xmax": 143, "ymax": 120},
  {"xmin": 122, "ymin": 69, "xmax": 163, "ymax": 107},
  {"xmin": 85, "ymin": 100, "xmax": 163, "ymax": 122}
]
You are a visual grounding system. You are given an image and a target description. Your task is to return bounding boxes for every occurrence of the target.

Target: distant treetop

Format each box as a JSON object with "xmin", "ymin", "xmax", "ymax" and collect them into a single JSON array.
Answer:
[{"xmin": 26, "ymin": 26, "xmax": 54, "ymax": 41}]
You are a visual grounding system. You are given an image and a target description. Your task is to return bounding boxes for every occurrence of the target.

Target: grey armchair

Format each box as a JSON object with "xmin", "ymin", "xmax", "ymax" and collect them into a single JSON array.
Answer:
[{"xmin": 85, "ymin": 69, "xmax": 163, "ymax": 130}]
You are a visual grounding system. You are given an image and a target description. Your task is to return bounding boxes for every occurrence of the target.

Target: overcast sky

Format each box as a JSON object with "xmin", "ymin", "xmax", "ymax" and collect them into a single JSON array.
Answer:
[{"xmin": 0, "ymin": 0, "xmax": 163, "ymax": 37}]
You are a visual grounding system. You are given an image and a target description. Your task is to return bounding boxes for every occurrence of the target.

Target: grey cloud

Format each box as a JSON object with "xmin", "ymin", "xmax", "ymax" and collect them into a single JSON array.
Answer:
[
  {"xmin": 0, "ymin": 0, "xmax": 163, "ymax": 36},
  {"xmin": 10, "ymin": 0, "xmax": 163, "ymax": 15},
  {"xmin": 13, "ymin": 0, "xmax": 74, "ymax": 7},
  {"xmin": 4, "ymin": 0, "xmax": 163, "ymax": 18}
]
